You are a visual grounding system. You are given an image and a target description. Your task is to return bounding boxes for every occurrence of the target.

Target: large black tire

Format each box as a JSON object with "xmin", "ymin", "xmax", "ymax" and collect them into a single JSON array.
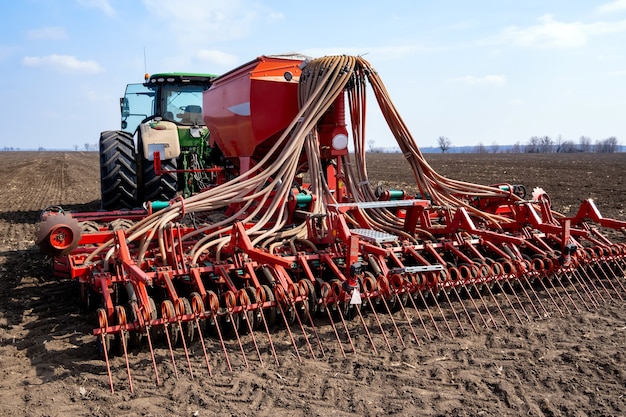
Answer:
[
  {"xmin": 99, "ymin": 130, "xmax": 138, "ymax": 210},
  {"xmin": 137, "ymin": 135, "xmax": 178, "ymax": 204}
]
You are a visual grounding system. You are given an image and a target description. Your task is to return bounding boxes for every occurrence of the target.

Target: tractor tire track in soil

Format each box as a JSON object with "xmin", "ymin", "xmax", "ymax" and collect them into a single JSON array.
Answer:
[{"xmin": 0, "ymin": 152, "xmax": 624, "ymax": 417}]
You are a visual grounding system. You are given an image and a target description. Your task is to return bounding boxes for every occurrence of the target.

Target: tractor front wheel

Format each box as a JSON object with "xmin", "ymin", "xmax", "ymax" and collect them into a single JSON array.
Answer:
[{"xmin": 99, "ymin": 130, "xmax": 138, "ymax": 210}]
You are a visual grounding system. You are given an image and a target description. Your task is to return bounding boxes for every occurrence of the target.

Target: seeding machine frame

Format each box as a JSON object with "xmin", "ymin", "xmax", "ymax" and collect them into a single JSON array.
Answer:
[{"xmin": 36, "ymin": 54, "xmax": 626, "ymax": 393}]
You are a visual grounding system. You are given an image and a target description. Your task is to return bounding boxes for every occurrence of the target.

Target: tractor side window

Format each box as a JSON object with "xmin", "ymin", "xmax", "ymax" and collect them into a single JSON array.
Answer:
[
  {"xmin": 161, "ymin": 85, "xmax": 205, "ymax": 125},
  {"xmin": 121, "ymin": 83, "xmax": 156, "ymax": 133}
]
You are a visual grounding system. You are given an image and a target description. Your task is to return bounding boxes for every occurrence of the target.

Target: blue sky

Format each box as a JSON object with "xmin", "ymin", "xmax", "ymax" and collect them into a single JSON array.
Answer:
[{"xmin": 1, "ymin": 0, "xmax": 625, "ymax": 150}]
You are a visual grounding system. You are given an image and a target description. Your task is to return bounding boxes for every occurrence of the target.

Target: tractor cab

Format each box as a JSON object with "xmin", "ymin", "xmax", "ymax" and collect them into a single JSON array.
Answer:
[{"xmin": 120, "ymin": 73, "xmax": 215, "ymax": 134}]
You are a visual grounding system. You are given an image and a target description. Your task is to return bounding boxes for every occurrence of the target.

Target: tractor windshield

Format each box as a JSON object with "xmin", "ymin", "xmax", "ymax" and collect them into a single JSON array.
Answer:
[
  {"xmin": 160, "ymin": 84, "xmax": 206, "ymax": 125},
  {"xmin": 121, "ymin": 83, "xmax": 156, "ymax": 134}
]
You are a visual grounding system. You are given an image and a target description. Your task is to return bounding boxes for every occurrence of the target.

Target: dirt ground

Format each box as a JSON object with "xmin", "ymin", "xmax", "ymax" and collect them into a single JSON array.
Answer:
[{"xmin": 0, "ymin": 151, "xmax": 625, "ymax": 417}]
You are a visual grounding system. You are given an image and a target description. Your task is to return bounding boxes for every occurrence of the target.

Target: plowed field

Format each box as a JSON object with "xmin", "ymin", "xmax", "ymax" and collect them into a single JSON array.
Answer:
[{"xmin": 0, "ymin": 151, "xmax": 624, "ymax": 417}]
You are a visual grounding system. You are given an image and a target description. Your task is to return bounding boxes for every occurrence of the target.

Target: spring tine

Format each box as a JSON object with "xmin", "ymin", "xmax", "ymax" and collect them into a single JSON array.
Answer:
[
  {"xmin": 578, "ymin": 265, "xmax": 607, "ymax": 303},
  {"xmin": 493, "ymin": 280, "xmax": 525, "ymax": 324},
  {"xmin": 472, "ymin": 284, "xmax": 498, "ymax": 329},
  {"xmin": 535, "ymin": 275, "xmax": 565, "ymax": 317},
  {"xmin": 408, "ymin": 292, "xmax": 432, "ymax": 340},
  {"xmin": 355, "ymin": 303, "xmax": 380, "ymax": 354},
  {"xmin": 442, "ymin": 288, "xmax": 466, "ymax": 334},
  {"xmin": 367, "ymin": 299, "xmax": 394, "ymax": 352},
  {"xmin": 516, "ymin": 279, "xmax": 541, "ymax": 318},
  {"xmin": 194, "ymin": 316, "xmax": 214, "ymax": 376},
  {"xmin": 598, "ymin": 262, "xmax": 623, "ymax": 301},
  {"xmin": 334, "ymin": 299, "xmax": 357, "ymax": 354},
  {"xmin": 163, "ymin": 320, "xmax": 179, "ymax": 379},
  {"xmin": 228, "ymin": 311, "xmax": 249, "ymax": 369},
  {"xmin": 242, "ymin": 307, "xmax": 264, "ymax": 366},
  {"xmin": 505, "ymin": 281, "xmax": 532, "ymax": 322},
  {"xmin": 293, "ymin": 304, "xmax": 316, "ymax": 359},
  {"xmin": 430, "ymin": 289, "xmax": 455, "ymax": 337},
  {"xmin": 142, "ymin": 317, "xmax": 160, "ymax": 387},
  {"xmin": 485, "ymin": 282, "xmax": 510, "ymax": 325},
  {"xmin": 562, "ymin": 272, "xmax": 592, "ymax": 312},
  {"xmin": 119, "ymin": 328, "xmax": 134, "ymax": 394},
  {"xmin": 588, "ymin": 262, "xmax": 615, "ymax": 300},
  {"xmin": 379, "ymin": 294, "xmax": 405, "ymax": 347},
  {"xmin": 571, "ymin": 268, "xmax": 599, "ymax": 308},
  {"xmin": 323, "ymin": 301, "xmax": 346, "ymax": 357},
  {"xmin": 452, "ymin": 287, "xmax": 478, "ymax": 333},
  {"xmin": 258, "ymin": 304, "xmax": 279, "ymax": 366},
  {"xmin": 522, "ymin": 276, "xmax": 550, "ymax": 317},
  {"xmin": 396, "ymin": 294, "xmax": 420, "ymax": 346},
  {"xmin": 554, "ymin": 273, "xmax": 581, "ymax": 313},
  {"xmin": 419, "ymin": 291, "xmax": 443, "ymax": 338},
  {"xmin": 465, "ymin": 285, "xmax": 490, "ymax": 330},
  {"xmin": 609, "ymin": 262, "xmax": 626, "ymax": 293},
  {"xmin": 100, "ymin": 332, "xmax": 115, "ymax": 393},
  {"xmin": 177, "ymin": 318, "xmax": 194, "ymax": 378},
  {"xmin": 276, "ymin": 301, "xmax": 302, "ymax": 363},
  {"xmin": 213, "ymin": 314, "xmax": 233, "ymax": 372},
  {"xmin": 305, "ymin": 308, "xmax": 326, "ymax": 358}
]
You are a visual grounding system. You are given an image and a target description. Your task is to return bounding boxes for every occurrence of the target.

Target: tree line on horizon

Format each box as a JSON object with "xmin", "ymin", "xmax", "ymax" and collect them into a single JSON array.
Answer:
[{"xmin": 435, "ymin": 135, "xmax": 620, "ymax": 154}]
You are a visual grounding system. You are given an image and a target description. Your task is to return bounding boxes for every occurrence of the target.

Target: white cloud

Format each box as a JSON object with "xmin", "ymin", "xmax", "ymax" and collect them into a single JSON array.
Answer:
[
  {"xmin": 449, "ymin": 75, "xmax": 507, "ymax": 86},
  {"xmin": 498, "ymin": 15, "xmax": 626, "ymax": 48},
  {"xmin": 77, "ymin": 0, "xmax": 116, "ymax": 17},
  {"xmin": 597, "ymin": 0, "xmax": 626, "ymax": 14},
  {"xmin": 23, "ymin": 54, "xmax": 105, "ymax": 74},
  {"xmin": 27, "ymin": 26, "xmax": 68, "ymax": 40},
  {"xmin": 195, "ymin": 49, "xmax": 240, "ymax": 66},
  {"xmin": 142, "ymin": 0, "xmax": 261, "ymax": 45}
]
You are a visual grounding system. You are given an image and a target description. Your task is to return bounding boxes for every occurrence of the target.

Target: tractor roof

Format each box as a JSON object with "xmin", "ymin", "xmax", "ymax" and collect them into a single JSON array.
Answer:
[{"xmin": 144, "ymin": 72, "xmax": 219, "ymax": 86}]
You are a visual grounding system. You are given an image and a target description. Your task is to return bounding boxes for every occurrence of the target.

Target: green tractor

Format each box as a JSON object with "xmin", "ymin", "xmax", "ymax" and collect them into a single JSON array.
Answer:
[{"xmin": 99, "ymin": 72, "xmax": 223, "ymax": 210}]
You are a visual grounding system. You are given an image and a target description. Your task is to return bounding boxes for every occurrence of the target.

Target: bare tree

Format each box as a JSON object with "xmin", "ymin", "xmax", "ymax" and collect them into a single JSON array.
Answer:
[
  {"xmin": 491, "ymin": 142, "xmax": 500, "ymax": 154},
  {"xmin": 437, "ymin": 136, "xmax": 452, "ymax": 153},
  {"xmin": 510, "ymin": 141, "xmax": 521, "ymax": 153},
  {"xmin": 474, "ymin": 142, "xmax": 488, "ymax": 153},
  {"xmin": 367, "ymin": 139, "xmax": 376, "ymax": 153},
  {"xmin": 579, "ymin": 136, "xmax": 592, "ymax": 152},
  {"xmin": 595, "ymin": 136, "xmax": 618, "ymax": 153},
  {"xmin": 560, "ymin": 140, "xmax": 578, "ymax": 153}
]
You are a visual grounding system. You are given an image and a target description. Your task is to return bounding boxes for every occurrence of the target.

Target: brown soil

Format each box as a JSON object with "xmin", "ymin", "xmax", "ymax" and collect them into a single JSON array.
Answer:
[{"xmin": 0, "ymin": 151, "xmax": 624, "ymax": 417}]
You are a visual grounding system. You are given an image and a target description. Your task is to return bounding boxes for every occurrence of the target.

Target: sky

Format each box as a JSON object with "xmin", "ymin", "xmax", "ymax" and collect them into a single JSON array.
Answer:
[{"xmin": 1, "ymin": 0, "xmax": 626, "ymax": 151}]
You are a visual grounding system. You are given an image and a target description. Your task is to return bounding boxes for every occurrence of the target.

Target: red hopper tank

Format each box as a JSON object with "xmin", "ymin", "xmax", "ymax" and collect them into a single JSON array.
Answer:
[{"xmin": 202, "ymin": 54, "xmax": 308, "ymax": 171}]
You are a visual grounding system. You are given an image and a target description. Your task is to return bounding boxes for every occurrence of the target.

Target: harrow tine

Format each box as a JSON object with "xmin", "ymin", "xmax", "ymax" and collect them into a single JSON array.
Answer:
[
  {"xmin": 452, "ymin": 287, "xmax": 478, "ymax": 333},
  {"xmin": 442, "ymin": 288, "xmax": 466, "ymax": 334},
  {"xmin": 408, "ymin": 291, "xmax": 432, "ymax": 340},
  {"xmin": 275, "ymin": 287, "xmax": 303, "ymax": 363},
  {"xmin": 293, "ymin": 304, "xmax": 316, "ymax": 359},
  {"xmin": 238, "ymin": 292, "xmax": 264, "ymax": 366},
  {"xmin": 554, "ymin": 273, "xmax": 581, "ymax": 314},
  {"xmin": 494, "ymin": 280, "xmax": 525, "ymax": 324},
  {"xmin": 115, "ymin": 305, "xmax": 134, "ymax": 393},
  {"xmin": 578, "ymin": 266, "xmax": 607, "ymax": 303},
  {"xmin": 355, "ymin": 303, "xmax": 379, "ymax": 354},
  {"xmin": 516, "ymin": 279, "xmax": 542, "ymax": 318},
  {"xmin": 522, "ymin": 276, "xmax": 550, "ymax": 318},
  {"xmin": 472, "ymin": 284, "xmax": 498, "ymax": 329},
  {"xmin": 485, "ymin": 282, "xmax": 510, "ymax": 326},
  {"xmin": 430, "ymin": 289, "xmax": 455, "ymax": 337},
  {"xmin": 228, "ymin": 310, "xmax": 249, "ymax": 369},
  {"xmin": 598, "ymin": 262, "xmax": 624, "ymax": 301},
  {"xmin": 506, "ymin": 281, "xmax": 532, "ymax": 322},
  {"xmin": 257, "ymin": 299, "xmax": 280, "ymax": 366},
  {"xmin": 562, "ymin": 272, "xmax": 592, "ymax": 312},
  {"xmin": 305, "ymin": 308, "xmax": 326, "ymax": 358},
  {"xmin": 97, "ymin": 309, "xmax": 115, "ymax": 393},
  {"xmin": 323, "ymin": 299, "xmax": 347, "ymax": 357},
  {"xmin": 141, "ymin": 312, "xmax": 161, "ymax": 386},
  {"xmin": 334, "ymin": 299, "xmax": 357, "ymax": 354},
  {"xmin": 535, "ymin": 275, "xmax": 565, "ymax": 317},
  {"xmin": 465, "ymin": 285, "xmax": 490, "ymax": 330},
  {"xmin": 194, "ymin": 316, "xmax": 214, "ymax": 376},
  {"xmin": 174, "ymin": 308, "xmax": 194, "ymax": 378},
  {"xmin": 162, "ymin": 319, "xmax": 179, "ymax": 380},
  {"xmin": 378, "ymin": 291, "xmax": 405, "ymax": 348},
  {"xmin": 588, "ymin": 262, "xmax": 615, "ymax": 301},
  {"xmin": 418, "ymin": 290, "xmax": 442, "ymax": 338},
  {"xmin": 571, "ymin": 268, "xmax": 600, "ymax": 308},
  {"xmin": 213, "ymin": 313, "xmax": 233, "ymax": 371},
  {"xmin": 395, "ymin": 293, "xmax": 421, "ymax": 346}
]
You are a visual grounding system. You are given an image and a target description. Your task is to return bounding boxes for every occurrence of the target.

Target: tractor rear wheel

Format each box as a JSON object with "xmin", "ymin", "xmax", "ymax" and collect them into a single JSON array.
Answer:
[
  {"xmin": 99, "ymin": 130, "xmax": 138, "ymax": 210},
  {"xmin": 137, "ymin": 136, "xmax": 178, "ymax": 204}
]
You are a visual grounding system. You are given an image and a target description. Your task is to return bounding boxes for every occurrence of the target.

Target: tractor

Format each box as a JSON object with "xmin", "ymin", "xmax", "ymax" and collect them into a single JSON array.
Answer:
[{"xmin": 100, "ymin": 72, "xmax": 224, "ymax": 210}]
